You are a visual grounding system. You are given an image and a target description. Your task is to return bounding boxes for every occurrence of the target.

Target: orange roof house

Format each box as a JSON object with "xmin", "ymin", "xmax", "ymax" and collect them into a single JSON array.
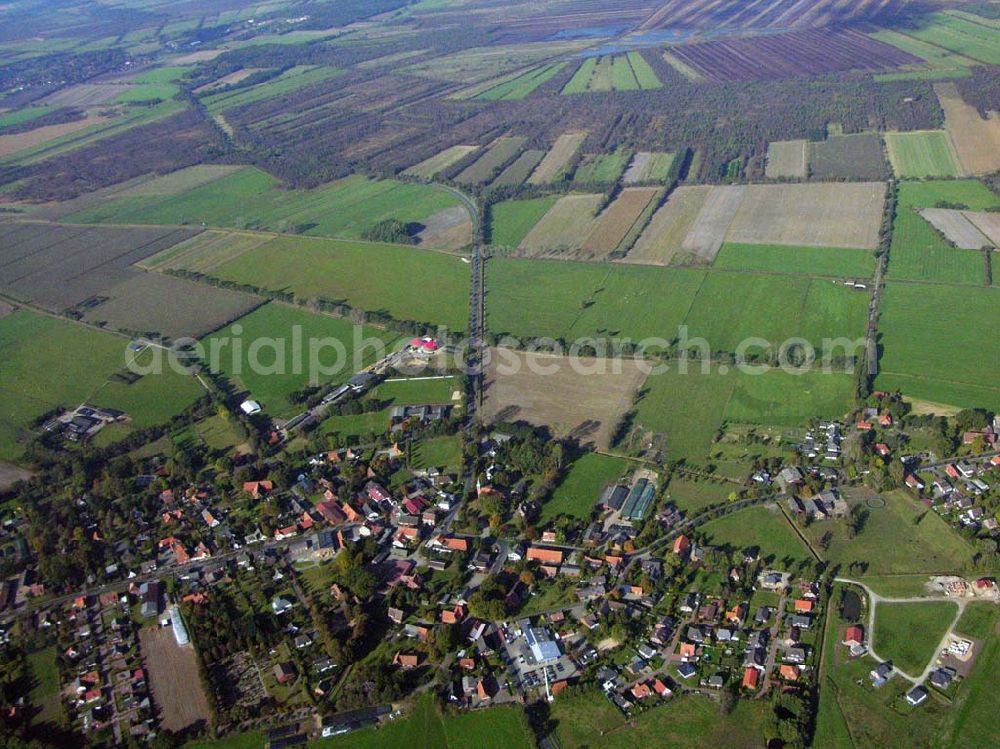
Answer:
[
  {"xmin": 780, "ymin": 665, "xmax": 800, "ymax": 681},
  {"xmin": 393, "ymin": 652, "xmax": 419, "ymax": 670},
  {"xmin": 793, "ymin": 599, "xmax": 814, "ymax": 613},
  {"xmin": 631, "ymin": 682, "xmax": 651, "ymax": 699},
  {"xmin": 673, "ymin": 535, "xmax": 691, "ymax": 555},
  {"xmin": 526, "ymin": 546, "xmax": 564, "ymax": 565},
  {"xmin": 742, "ymin": 667, "xmax": 760, "ymax": 690},
  {"xmin": 243, "ymin": 480, "xmax": 273, "ymax": 499},
  {"xmin": 440, "ymin": 535, "xmax": 470, "ymax": 552},
  {"xmin": 843, "ymin": 625, "xmax": 864, "ymax": 647},
  {"xmin": 679, "ymin": 642, "xmax": 696, "ymax": 659}
]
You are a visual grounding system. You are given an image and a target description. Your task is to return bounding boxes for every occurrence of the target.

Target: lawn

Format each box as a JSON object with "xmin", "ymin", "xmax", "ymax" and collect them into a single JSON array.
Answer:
[
  {"xmin": 884, "ymin": 130, "xmax": 961, "ymax": 178},
  {"xmin": 487, "ymin": 197, "xmax": 559, "ymax": 249},
  {"xmin": 410, "ymin": 435, "xmax": 463, "ymax": 473},
  {"xmin": 0, "ymin": 310, "xmax": 201, "ymax": 460},
  {"xmin": 63, "ymin": 170, "xmax": 467, "ymax": 247},
  {"xmin": 714, "ymin": 243, "xmax": 876, "ymax": 278},
  {"xmin": 954, "ymin": 601, "xmax": 998, "ymax": 640},
  {"xmin": 170, "ymin": 233, "xmax": 471, "ymax": 329},
  {"xmin": 201, "ymin": 304, "xmax": 401, "ymax": 419},
  {"xmin": 27, "ymin": 647, "xmax": 61, "ymax": 725},
  {"xmin": 374, "ymin": 377, "xmax": 458, "ymax": 406},
  {"xmin": 875, "ymin": 283, "xmax": 1000, "ymax": 411},
  {"xmin": 548, "ymin": 689, "xmax": 768, "ymax": 748},
  {"xmin": 873, "ymin": 600, "xmax": 957, "ymax": 676},
  {"xmin": 666, "ymin": 475, "xmax": 736, "ymax": 514},
  {"xmin": 543, "ymin": 452, "xmax": 631, "ymax": 522},
  {"xmin": 804, "ymin": 490, "xmax": 976, "ymax": 574},
  {"xmin": 698, "ymin": 505, "xmax": 814, "ymax": 566}
]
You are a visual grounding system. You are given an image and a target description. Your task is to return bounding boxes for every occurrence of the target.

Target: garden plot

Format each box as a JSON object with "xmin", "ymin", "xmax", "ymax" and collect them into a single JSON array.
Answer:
[{"xmin": 918, "ymin": 208, "xmax": 993, "ymax": 249}]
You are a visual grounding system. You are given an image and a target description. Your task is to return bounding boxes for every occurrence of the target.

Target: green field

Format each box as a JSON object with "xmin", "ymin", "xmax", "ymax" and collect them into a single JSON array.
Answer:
[
  {"xmin": 814, "ymin": 583, "xmax": 955, "ymax": 749},
  {"xmin": 875, "ymin": 283, "xmax": 1000, "ymax": 411},
  {"xmin": 873, "ymin": 600, "xmax": 957, "ymax": 676},
  {"xmin": 903, "ymin": 12, "xmax": 1000, "ymax": 65},
  {"xmin": 0, "ymin": 310, "xmax": 202, "ymax": 460},
  {"xmin": 884, "ymin": 131, "xmax": 961, "ymax": 178},
  {"xmin": 202, "ymin": 304, "xmax": 401, "ymax": 419},
  {"xmin": 562, "ymin": 53, "xmax": 661, "ymax": 94},
  {"xmin": 474, "ymin": 62, "xmax": 567, "ymax": 100},
  {"xmin": 488, "ymin": 259, "xmax": 868, "ymax": 351},
  {"xmin": 115, "ymin": 65, "xmax": 192, "ymax": 103},
  {"xmin": 634, "ymin": 367, "xmax": 854, "ymax": 461},
  {"xmin": 549, "ymin": 689, "xmax": 768, "ymax": 748},
  {"xmin": 410, "ymin": 435, "xmax": 463, "ymax": 473},
  {"xmin": 869, "ymin": 28, "xmax": 978, "ymax": 81},
  {"xmin": 955, "ymin": 601, "xmax": 999, "ymax": 640},
  {"xmin": 803, "ymin": 490, "xmax": 976, "ymax": 574},
  {"xmin": 699, "ymin": 505, "xmax": 814, "ymax": 565},
  {"xmin": 0, "ymin": 105, "xmax": 57, "ymax": 129},
  {"xmin": 27, "ymin": 647, "xmax": 62, "ymax": 725},
  {"xmin": 665, "ymin": 475, "xmax": 735, "ymax": 513},
  {"xmin": 199, "ymin": 65, "xmax": 343, "ymax": 114},
  {"xmin": 374, "ymin": 376, "xmax": 458, "ymax": 406},
  {"xmin": 573, "ymin": 149, "xmax": 631, "ymax": 183},
  {"xmin": 487, "ymin": 196, "xmax": 558, "ymax": 248},
  {"xmin": 403, "ymin": 145, "xmax": 478, "ymax": 179},
  {"xmin": 310, "ymin": 694, "xmax": 533, "ymax": 749},
  {"xmin": 888, "ymin": 180, "xmax": 999, "ymax": 284},
  {"xmin": 714, "ymin": 243, "xmax": 876, "ymax": 278},
  {"xmin": 64, "ymin": 170, "xmax": 466, "ymax": 246},
  {"xmin": 543, "ymin": 452, "xmax": 630, "ymax": 521},
  {"xmin": 455, "ymin": 136, "xmax": 526, "ymax": 184}
]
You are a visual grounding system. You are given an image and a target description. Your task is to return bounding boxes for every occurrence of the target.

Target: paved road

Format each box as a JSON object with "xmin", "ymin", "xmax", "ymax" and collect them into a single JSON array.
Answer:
[{"xmin": 834, "ymin": 577, "xmax": 966, "ymax": 684}]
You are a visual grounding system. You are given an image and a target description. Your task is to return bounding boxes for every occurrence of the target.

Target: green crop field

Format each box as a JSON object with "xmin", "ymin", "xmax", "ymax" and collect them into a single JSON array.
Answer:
[
  {"xmin": 487, "ymin": 197, "xmax": 558, "ymax": 248},
  {"xmin": 803, "ymin": 490, "xmax": 976, "ymax": 574},
  {"xmin": 404, "ymin": 145, "xmax": 478, "ymax": 179},
  {"xmin": 897, "ymin": 179, "xmax": 1000, "ymax": 211},
  {"xmin": 562, "ymin": 53, "xmax": 661, "ymax": 94},
  {"xmin": 455, "ymin": 136, "xmax": 526, "ymax": 184},
  {"xmin": 548, "ymin": 689, "xmax": 769, "ymax": 749},
  {"xmin": 903, "ymin": 12, "xmax": 1000, "ymax": 65},
  {"xmin": 714, "ymin": 243, "xmax": 876, "ymax": 278},
  {"xmin": 573, "ymin": 148, "xmax": 631, "ymax": 183},
  {"xmin": 869, "ymin": 28, "xmax": 978, "ymax": 80},
  {"xmin": 701, "ymin": 505, "xmax": 814, "ymax": 566},
  {"xmin": 199, "ymin": 65, "xmax": 344, "ymax": 113},
  {"xmin": 634, "ymin": 367, "xmax": 853, "ymax": 461},
  {"xmin": 63, "ymin": 169, "xmax": 466, "ymax": 246},
  {"xmin": 474, "ymin": 62, "xmax": 567, "ymax": 100},
  {"xmin": 955, "ymin": 601, "xmax": 998, "ymax": 640},
  {"xmin": 543, "ymin": 452, "xmax": 631, "ymax": 521},
  {"xmin": 0, "ymin": 105, "xmax": 56, "ymax": 128},
  {"xmin": 115, "ymin": 65, "xmax": 191, "ymax": 103},
  {"xmin": 884, "ymin": 131, "xmax": 961, "ymax": 178},
  {"xmin": 876, "ymin": 282, "xmax": 1000, "ymax": 411},
  {"xmin": 201, "ymin": 304, "xmax": 401, "ymax": 420},
  {"xmin": 874, "ymin": 600, "xmax": 958, "ymax": 675},
  {"xmin": 0, "ymin": 310, "xmax": 202, "ymax": 460}
]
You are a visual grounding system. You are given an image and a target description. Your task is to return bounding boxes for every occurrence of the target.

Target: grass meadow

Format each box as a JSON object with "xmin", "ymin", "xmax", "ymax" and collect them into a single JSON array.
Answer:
[
  {"xmin": 487, "ymin": 197, "xmax": 559, "ymax": 248},
  {"xmin": 873, "ymin": 600, "xmax": 957, "ymax": 675},
  {"xmin": 543, "ymin": 452, "xmax": 631, "ymax": 521},
  {"xmin": 699, "ymin": 505, "xmax": 814, "ymax": 565},
  {"xmin": 884, "ymin": 130, "xmax": 961, "ymax": 178},
  {"xmin": 714, "ymin": 243, "xmax": 876, "ymax": 278}
]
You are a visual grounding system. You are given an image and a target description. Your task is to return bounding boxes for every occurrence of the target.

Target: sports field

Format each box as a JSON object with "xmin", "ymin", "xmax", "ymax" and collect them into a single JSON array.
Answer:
[
  {"xmin": 161, "ymin": 233, "xmax": 471, "ymax": 329},
  {"xmin": 875, "ymin": 282, "xmax": 1000, "ymax": 410},
  {"xmin": 63, "ymin": 169, "xmax": 470, "ymax": 249},
  {"xmin": 0, "ymin": 309, "xmax": 202, "ymax": 459},
  {"xmin": 884, "ymin": 130, "xmax": 962, "ymax": 178},
  {"xmin": 202, "ymin": 304, "xmax": 401, "ymax": 420}
]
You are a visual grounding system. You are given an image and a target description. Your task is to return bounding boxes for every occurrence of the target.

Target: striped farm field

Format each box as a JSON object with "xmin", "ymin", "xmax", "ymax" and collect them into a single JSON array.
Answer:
[
  {"xmin": 528, "ymin": 131, "xmax": 587, "ymax": 185},
  {"xmin": 884, "ymin": 130, "xmax": 961, "ymax": 178},
  {"xmin": 404, "ymin": 145, "xmax": 479, "ymax": 178},
  {"xmin": 574, "ymin": 149, "xmax": 631, "ymax": 183},
  {"xmin": 487, "ymin": 196, "xmax": 559, "ymax": 249},
  {"xmin": 580, "ymin": 187, "xmax": 662, "ymax": 258},
  {"xmin": 622, "ymin": 151, "xmax": 676, "ymax": 184},
  {"xmin": 625, "ymin": 185, "xmax": 713, "ymax": 265},
  {"xmin": 492, "ymin": 150, "xmax": 546, "ymax": 186},
  {"xmin": 455, "ymin": 136, "xmax": 526, "ymax": 184},
  {"xmin": 474, "ymin": 62, "xmax": 567, "ymax": 100},
  {"xmin": 562, "ymin": 53, "xmax": 661, "ymax": 94}
]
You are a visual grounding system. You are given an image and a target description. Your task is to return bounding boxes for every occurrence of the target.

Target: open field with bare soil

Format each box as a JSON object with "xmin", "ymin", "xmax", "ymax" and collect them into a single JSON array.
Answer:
[
  {"xmin": 680, "ymin": 185, "xmax": 745, "ymax": 263},
  {"xmin": 483, "ymin": 348, "xmax": 646, "ymax": 450},
  {"xmin": 0, "ymin": 222, "xmax": 200, "ymax": 310},
  {"xmin": 965, "ymin": 212, "xmax": 1000, "ymax": 246},
  {"xmin": 625, "ymin": 185, "xmax": 713, "ymax": 266},
  {"xmin": 622, "ymin": 152, "xmax": 676, "ymax": 184},
  {"xmin": 765, "ymin": 140, "xmax": 808, "ymax": 178},
  {"xmin": 140, "ymin": 624, "xmax": 211, "ymax": 733},
  {"xmin": 936, "ymin": 82, "xmax": 1000, "ymax": 175},
  {"xmin": 918, "ymin": 208, "xmax": 993, "ymax": 249},
  {"xmin": 580, "ymin": 187, "xmax": 661, "ymax": 258},
  {"xmin": 80, "ymin": 272, "xmax": 262, "ymax": 340},
  {"xmin": 404, "ymin": 145, "xmax": 479, "ymax": 179},
  {"xmin": 727, "ymin": 182, "xmax": 885, "ymax": 249},
  {"xmin": 528, "ymin": 131, "xmax": 587, "ymax": 185},
  {"xmin": 0, "ymin": 113, "xmax": 108, "ymax": 158}
]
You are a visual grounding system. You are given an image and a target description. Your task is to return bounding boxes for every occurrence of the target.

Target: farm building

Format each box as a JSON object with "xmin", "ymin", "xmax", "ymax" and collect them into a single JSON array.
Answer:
[
  {"xmin": 621, "ymin": 479, "xmax": 656, "ymax": 521},
  {"xmin": 168, "ymin": 605, "xmax": 189, "ymax": 646}
]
